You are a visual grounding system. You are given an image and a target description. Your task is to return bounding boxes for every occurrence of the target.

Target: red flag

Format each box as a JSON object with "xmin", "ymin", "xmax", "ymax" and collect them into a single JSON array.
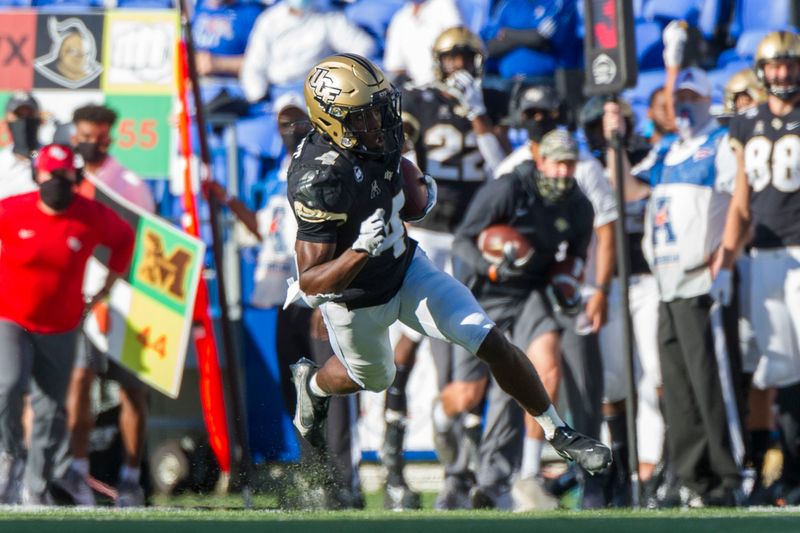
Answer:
[{"xmin": 176, "ymin": 40, "xmax": 231, "ymax": 473}]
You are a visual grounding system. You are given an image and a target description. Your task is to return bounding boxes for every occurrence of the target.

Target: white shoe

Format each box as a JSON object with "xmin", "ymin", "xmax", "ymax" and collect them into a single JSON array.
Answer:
[
  {"xmin": 20, "ymin": 486, "xmax": 54, "ymax": 507},
  {"xmin": 512, "ymin": 476, "xmax": 559, "ymax": 512},
  {"xmin": 53, "ymin": 467, "xmax": 96, "ymax": 507},
  {"xmin": 0, "ymin": 452, "xmax": 22, "ymax": 504}
]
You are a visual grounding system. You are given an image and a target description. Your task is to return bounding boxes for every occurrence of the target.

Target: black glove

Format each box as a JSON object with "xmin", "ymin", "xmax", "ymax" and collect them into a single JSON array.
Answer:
[{"xmin": 487, "ymin": 258, "xmax": 526, "ymax": 283}]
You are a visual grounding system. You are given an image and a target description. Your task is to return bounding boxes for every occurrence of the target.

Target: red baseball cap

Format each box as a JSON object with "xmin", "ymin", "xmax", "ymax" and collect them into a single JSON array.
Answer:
[{"xmin": 35, "ymin": 144, "xmax": 76, "ymax": 173}]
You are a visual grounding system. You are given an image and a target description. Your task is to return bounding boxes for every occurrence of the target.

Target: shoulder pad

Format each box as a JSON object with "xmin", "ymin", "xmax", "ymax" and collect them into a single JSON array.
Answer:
[{"xmin": 290, "ymin": 165, "xmax": 352, "ymax": 225}]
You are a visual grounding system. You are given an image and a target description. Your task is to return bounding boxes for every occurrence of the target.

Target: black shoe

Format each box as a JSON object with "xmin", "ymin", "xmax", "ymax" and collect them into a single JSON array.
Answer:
[
  {"xmin": 549, "ymin": 426, "xmax": 612, "ymax": 474},
  {"xmin": 384, "ymin": 481, "xmax": 421, "ymax": 511},
  {"xmin": 290, "ymin": 358, "xmax": 330, "ymax": 449},
  {"xmin": 435, "ymin": 475, "xmax": 472, "ymax": 510}
]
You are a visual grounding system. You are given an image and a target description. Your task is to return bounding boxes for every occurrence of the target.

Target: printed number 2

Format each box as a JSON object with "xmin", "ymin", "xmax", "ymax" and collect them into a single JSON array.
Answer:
[
  {"xmin": 384, "ymin": 192, "xmax": 407, "ymax": 258},
  {"xmin": 118, "ymin": 119, "xmax": 158, "ymax": 150}
]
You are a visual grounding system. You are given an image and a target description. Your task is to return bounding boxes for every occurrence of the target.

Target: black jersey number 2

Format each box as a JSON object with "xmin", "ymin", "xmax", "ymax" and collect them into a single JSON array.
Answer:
[
  {"xmin": 424, "ymin": 124, "xmax": 484, "ymax": 181},
  {"xmin": 745, "ymin": 135, "xmax": 800, "ymax": 193}
]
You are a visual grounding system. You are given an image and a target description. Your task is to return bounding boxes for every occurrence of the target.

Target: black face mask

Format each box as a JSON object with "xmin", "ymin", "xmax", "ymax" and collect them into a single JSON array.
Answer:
[
  {"xmin": 523, "ymin": 117, "xmax": 557, "ymax": 144},
  {"xmin": 74, "ymin": 142, "xmax": 107, "ymax": 164},
  {"xmin": 9, "ymin": 118, "xmax": 40, "ymax": 158},
  {"xmin": 39, "ymin": 173, "xmax": 75, "ymax": 211}
]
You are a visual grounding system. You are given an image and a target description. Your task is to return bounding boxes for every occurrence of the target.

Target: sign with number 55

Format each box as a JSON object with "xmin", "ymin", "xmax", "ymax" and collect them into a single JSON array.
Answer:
[{"xmin": 106, "ymin": 94, "xmax": 172, "ymax": 177}]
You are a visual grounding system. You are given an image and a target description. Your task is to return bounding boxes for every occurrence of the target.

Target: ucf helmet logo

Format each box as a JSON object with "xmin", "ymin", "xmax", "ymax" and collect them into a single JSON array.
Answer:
[{"xmin": 309, "ymin": 67, "xmax": 342, "ymax": 104}]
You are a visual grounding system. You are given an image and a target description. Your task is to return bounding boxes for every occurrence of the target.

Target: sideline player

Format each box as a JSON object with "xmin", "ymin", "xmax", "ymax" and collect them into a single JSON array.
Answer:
[
  {"xmin": 450, "ymin": 130, "xmax": 597, "ymax": 510},
  {"xmin": 381, "ymin": 26, "xmax": 508, "ymax": 510},
  {"xmin": 715, "ymin": 30, "xmax": 800, "ymax": 504},
  {"xmin": 284, "ymin": 54, "xmax": 611, "ymax": 489}
]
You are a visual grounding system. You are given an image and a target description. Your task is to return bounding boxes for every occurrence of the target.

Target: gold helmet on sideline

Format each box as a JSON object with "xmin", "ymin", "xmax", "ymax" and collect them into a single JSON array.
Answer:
[
  {"xmin": 723, "ymin": 68, "xmax": 766, "ymax": 115},
  {"xmin": 754, "ymin": 30, "xmax": 800, "ymax": 100},
  {"xmin": 432, "ymin": 26, "xmax": 486, "ymax": 81},
  {"xmin": 304, "ymin": 53, "xmax": 403, "ymax": 157}
]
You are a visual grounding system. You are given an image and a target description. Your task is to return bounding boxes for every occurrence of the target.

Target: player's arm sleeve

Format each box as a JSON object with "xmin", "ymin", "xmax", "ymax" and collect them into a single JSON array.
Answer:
[
  {"xmin": 452, "ymin": 177, "xmax": 516, "ymax": 273},
  {"xmin": 99, "ymin": 207, "xmax": 136, "ymax": 274},
  {"xmin": 568, "ymin": 198, "xmax": 596, "ymax": 260},
  {"xmin": 576, "ymin": 156, "xmax": 617, "ymax": 228},
  {"xmin": 292, "ymin": 168, "xmax": 353, "ymax": 244},
  {"xmin": 715, "ymin": 134, "xmax": 738, "ymax": 194},
  {"xmin": 239, "ymin": 14, "xmax": 271, "ymax": 102},
  {"xmin": 328, "ymin": 13, "xmax": 377, "ymax": 59}
]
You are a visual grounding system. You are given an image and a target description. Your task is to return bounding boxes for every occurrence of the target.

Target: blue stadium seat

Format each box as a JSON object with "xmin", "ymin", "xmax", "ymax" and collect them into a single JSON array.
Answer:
[
  {"xmin": 717, "ymin": 28, "xmax": 792, "ymax": 67},
  {"xmin": 729, "ymin": 0, "xmax": 792, "ymax": 40},
  {"xmin": 456, "ymin": 0, "xmax": 492, "ymax": 35},
  {"xmin": 635, "ymin": 20, "xmax": 664, "ymax": 71},
  {"xmin": 32, "ymin": 0, "xmax": 101, "ymax": 6},
  {"xmin": 0, "ymin": 0, "xmax": 32, "ymax": 5},
  {"xmin": 643, "ymin": 0, "xmax": 703, "ymax": 27},
  {"xmin": 116, "ymin": 0, "xmax": 173, "ymax": 7},
  {"xmin": 697, "ymin": 0, "xmax": 731, "ymax": 40},
  {"xmin": 344, "ymin": 0, "xmax": 404, "ymax": 56}
]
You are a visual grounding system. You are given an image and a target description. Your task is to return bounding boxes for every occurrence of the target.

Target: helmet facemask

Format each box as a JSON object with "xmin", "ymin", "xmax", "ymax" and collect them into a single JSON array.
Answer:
[
  {"xmin": 334, "ymin": 87, "xmax": 403, "ymax": 159},
  {"xmin": 758, "ymin": 58, "xmax": 800, "ymax": 101}
]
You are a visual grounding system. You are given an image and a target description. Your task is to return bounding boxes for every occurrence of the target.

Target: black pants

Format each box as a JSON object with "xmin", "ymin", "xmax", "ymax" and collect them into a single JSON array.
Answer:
[
  {"xmin": 658, "ymin": 295, "xmax": 741, "ymax": 495},
  {"xmin": 276, "ymin": 305, "xmax": 359, "ymax": 495}
]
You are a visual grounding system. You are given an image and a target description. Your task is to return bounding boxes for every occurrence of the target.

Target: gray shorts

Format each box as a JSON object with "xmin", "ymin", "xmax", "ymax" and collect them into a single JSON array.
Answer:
[
  {"xmin": 452, "ymin": 288, "xmax": 561, "ymax": 382},
  {"xmin": 74, "ymin": 334, "xmax": 145, "ymax": 391}
]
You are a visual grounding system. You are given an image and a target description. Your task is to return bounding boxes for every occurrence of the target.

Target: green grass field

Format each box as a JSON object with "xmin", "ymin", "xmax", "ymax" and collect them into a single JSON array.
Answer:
[{"xmin": 2, "ymin": 504, "xmax": 799, "ymax": 532}]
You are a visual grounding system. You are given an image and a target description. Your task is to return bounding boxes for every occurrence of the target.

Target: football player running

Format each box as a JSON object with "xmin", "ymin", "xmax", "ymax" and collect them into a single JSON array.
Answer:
[
  {"xmin": 715, "ymin": 30, "xmax": 800, "ymax": 504},
  {"xmin": 380, "ymin": 26, "xmax": 509, "ymax": 510},
  {"xmin": 285, "ymin": 54, "xmax": 611, "ymax": 501}
]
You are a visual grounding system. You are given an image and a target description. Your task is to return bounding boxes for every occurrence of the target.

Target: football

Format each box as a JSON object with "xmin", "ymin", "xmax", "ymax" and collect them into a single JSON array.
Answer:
[
  {"xmin": 546, "ymin": 256, "xmax": 585, "ymax": 315},
  {"xmin": 477, "ymin": 224, "xmax": 535, "ymax": 266},
  {"xmin": 399, "ymin": 157, "xmax": 429, "ymax": 220}
]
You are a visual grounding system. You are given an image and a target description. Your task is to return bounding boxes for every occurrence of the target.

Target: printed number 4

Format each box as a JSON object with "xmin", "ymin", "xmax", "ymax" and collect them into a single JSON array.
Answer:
[
  {"xmin": 136, "ymin": 326, "xmax": 167, "ymax": 359},
  {"xmin": 383, "ymin": 192, "xmax": 407, "ymax": 258}
]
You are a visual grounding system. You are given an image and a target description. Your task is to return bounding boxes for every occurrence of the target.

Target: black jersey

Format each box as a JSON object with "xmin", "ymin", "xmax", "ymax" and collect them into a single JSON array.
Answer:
[
  {"xmin": 455, "ymin": 160, "xmax": 595, "ymax": 296},
  {"xmin": 729, "ymin": 102, "xmax": 800, "ymax": 248},
  {"xmin": 402, "ymin": 85, "xmax": 506, "ymax": 234},
  {"xmin": 287, "ymin": 131, "xmax": 417, "ymax": 310}
]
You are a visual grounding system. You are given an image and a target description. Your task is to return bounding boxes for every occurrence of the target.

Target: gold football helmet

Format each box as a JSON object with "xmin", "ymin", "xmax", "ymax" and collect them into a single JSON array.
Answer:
[
  {"xmin": 723, "ymin": 68, "xmax": 765, "ymax": 115},
  {"xmin": 432, "ymin": 26, "xmax": 486, "ymax": 81},
  {"xmin": 754, "ymin": 30, "xmax": 800, "ymax": 100},
  {"xmin": 304, "ymin": 53, "xmax": 402, "ymax": 157}
]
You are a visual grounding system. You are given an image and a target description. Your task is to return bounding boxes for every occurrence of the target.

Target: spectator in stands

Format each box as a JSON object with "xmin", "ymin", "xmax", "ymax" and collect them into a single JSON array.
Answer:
[
  {"xmin": 383, "ymin": 0, "xmax": 463, "ymax": 86},
  {"xmin": 192, "ymin": 0, "xmax": 265, "ymax": 78},
  {"xmin": 0, "ymin": 144, "xmax": 134, "ymax": 505},
  {"xmin": 0, "ymin": 93, "xmax": 41, "ymax": 200},
  {"xmin": 240, "ymin": 0, "xmax": 376, "ymax": 102},
  {"xmin": 481, "ymin": 0, "xmax": 578, "ymax": 78},
  {"xmin": 644, "ymin": 87, "xmax": 676, "ymax": 146},
  {"xmin": 206, "ymin": 93, "xmax": 364, "ymax": 508},
  {"xmin": 54, "ymin": 105, "xmax": 155, "ymax": 508}
]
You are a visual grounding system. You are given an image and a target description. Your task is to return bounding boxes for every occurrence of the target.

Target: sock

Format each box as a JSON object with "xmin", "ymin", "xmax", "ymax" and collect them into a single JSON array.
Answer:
[
  {"xmin": 72, "ymin": 458, "xmax": 89, "ymax": 477},
  {"xmin": 534, "ymin": 404, "xmax": 565, "ymax": 440},
  {"xmin": 309, "ymin": 373, "xmax": 330, "ymax": 398},
  {"xmin": 120, "ymin": 465, "xmax": 141, "ymax": 484},
  {"xmin": 385, "ymin": 363, "xmax": 412, "ymax": 414},
  {"xmin": 520, "ymin": 438, "xmax": 545, "ymax": 479},
  {"xmin": 432, "ymin": 400, "xmax": 454, "ymax": 432},
  {"xmin": 605, "ymin": 412, "xmax": 630, "ymax": 479},
  {"xmin": 750, "ymin": 429, "xmax": 772, "ymax": 483}
]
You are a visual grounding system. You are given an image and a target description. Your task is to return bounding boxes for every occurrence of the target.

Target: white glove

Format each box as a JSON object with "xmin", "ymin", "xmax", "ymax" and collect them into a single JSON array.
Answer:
[
  {"xmin": 404, "ymin": 174, "xmax": 438, "ymax": 222},
  {"xmin": 446, "ymin": 70, "xmax": 486, "ymax": 120},
  {"xmin": 709, "ymin": 267, "xmax": 732, "ymax": 306},
  {"xmin": 662, "ymin": 20, "xmax": 688, "ymax": 68},
  {"xmin": 352, "ymin": 208, "xmax": 386, "ymax": 256}
]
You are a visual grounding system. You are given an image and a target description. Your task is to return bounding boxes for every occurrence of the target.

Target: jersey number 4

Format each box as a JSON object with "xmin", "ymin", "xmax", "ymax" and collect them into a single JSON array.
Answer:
[{"xmin": 745, "ymin": 135, "xmax": 800, "ymax": 193}]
